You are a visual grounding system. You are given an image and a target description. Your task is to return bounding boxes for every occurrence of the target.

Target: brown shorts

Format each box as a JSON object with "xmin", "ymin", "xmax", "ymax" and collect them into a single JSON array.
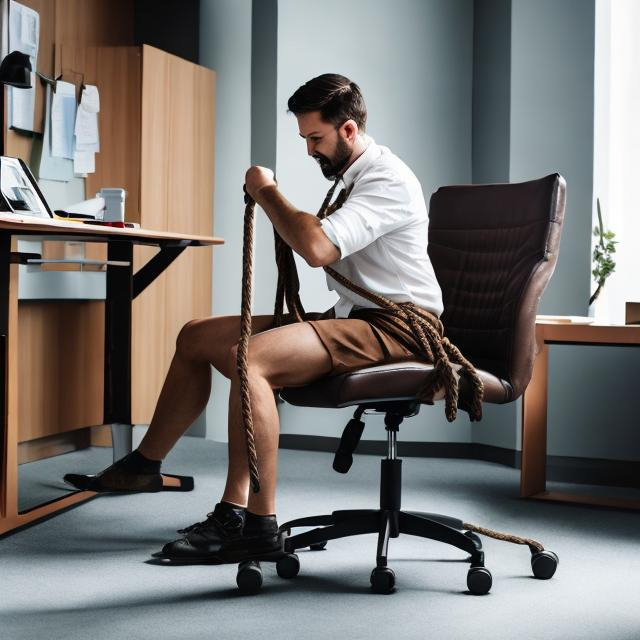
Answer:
[{"xmin": 301, "ymin": 306, "xmax": 443, "ymax": 376}]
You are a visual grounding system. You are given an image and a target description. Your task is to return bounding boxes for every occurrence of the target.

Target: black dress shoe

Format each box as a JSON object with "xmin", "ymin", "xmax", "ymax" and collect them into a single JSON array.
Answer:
[
  {"xmin": 153, "ymin": 502, "xmax": 247, "ymax": 563},
  {"xmin": 64, "ymin": 451, "xmax": 193, "ymax": 493},
  {"xmin": 214, "ymin": 520, "xmax": 284, "ymax": 564}
]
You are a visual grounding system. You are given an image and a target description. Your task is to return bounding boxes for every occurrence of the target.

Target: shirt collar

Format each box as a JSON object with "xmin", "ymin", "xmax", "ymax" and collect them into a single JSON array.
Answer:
[{"xmin": 340, "ymin": 134, "xmax": 379, "ymax": 188}]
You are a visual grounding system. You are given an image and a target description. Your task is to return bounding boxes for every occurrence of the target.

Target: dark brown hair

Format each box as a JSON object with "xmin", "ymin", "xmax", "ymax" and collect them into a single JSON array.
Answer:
[{"xmin": 287, "ymin": 73, "xmax": 367, "ymax": 131}]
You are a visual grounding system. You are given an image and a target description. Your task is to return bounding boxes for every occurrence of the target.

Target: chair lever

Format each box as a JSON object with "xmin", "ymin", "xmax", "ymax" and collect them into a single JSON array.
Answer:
[{"xmin": 333, "ymin": 408, "xmax": 365, "ymax": 474}]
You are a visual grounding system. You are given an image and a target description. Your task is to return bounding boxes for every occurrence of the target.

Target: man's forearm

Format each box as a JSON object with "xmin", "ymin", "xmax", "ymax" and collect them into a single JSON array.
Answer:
[{"xmin": 253, "ymin": 185, "xmax": 324, "ymax": 263}]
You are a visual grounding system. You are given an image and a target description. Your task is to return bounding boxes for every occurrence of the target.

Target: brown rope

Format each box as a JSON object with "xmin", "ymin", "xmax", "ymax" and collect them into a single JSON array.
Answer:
[
  {"xmin": 239, "ymin": 179, "xmax": 484, "ymax": 493},
  {"xmin": 238, "ymin": 180, "xmax": 549, "ymax": 551},
  {"xmin": 464, "ymin": 522, "xmax": 544, "ymax": 553},
  {"xmin": 272, "ymin": 178, "xmax": 342, "ymax": 327},
  {"xmin": 238, "ymin": 188, "xmax": 261, "ymax": 493}
]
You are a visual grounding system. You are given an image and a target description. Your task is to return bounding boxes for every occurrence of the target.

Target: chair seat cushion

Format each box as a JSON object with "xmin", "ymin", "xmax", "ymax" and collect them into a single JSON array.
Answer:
[{"xmin": 280, "ymin": 360, "xmax": 513, "ymax": 409}]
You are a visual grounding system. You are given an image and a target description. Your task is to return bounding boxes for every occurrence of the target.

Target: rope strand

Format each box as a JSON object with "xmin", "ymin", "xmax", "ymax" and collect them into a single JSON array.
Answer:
[
  {"xmin": 237, "ymin": 179, "xmax": 548, "ymax": 553},
  {"xmin": 463, "ymin": 522, "xmax": 544, "ymax": 553},
  {"xmin": 238, "ymin": 189, "xmax": 261, "ymax": 493},
  {"xmin": 238, "ymin": 180, "xmax": 484, "ymax": 493}
]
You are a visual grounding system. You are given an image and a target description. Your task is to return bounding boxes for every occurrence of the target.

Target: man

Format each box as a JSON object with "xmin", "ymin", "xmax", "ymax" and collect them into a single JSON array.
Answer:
[{"xmin": 64, "ymin": 74, "xmax": 444, "ymax": 564}]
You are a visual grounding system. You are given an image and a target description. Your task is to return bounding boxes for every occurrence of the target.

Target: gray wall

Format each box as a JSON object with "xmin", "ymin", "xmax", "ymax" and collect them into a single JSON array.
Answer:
[
  {"xmin": 199, "ymin": 0, "xmax": 639, "ymax": 466},
  {"xmin": 273, "ymin": 0, "xmax": 476, "ymax": 442},
  {"xmin": 471, "ymin": 0, "xmax": 639, "ymax": 463},
  {"xmin": 506, "ymin": 0, "xmax": 596, "ymax": 457},
  {"xmin": 251, "ymin": 0, "xmax": 278, "ymax": 169},
  {"xmin": 472, "ymin": 0, "xmax": 511, "ymax": 184},
  {"xmin": 200, "ymin": 0, "xmax": 253, "ymax": 442},
  {"xmin": 510, "ymin": 0, "xmax": 594, "ymax": 316}
]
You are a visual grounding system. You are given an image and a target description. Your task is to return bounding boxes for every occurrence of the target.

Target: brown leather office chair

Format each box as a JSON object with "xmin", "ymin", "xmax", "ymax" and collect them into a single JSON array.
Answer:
[{"xmin": 272, "ymin": 174, "xmax": 566, "ymax": 595}]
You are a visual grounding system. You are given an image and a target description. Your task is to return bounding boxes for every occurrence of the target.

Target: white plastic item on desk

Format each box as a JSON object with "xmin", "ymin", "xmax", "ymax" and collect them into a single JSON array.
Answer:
[
  {"xmin": 65, "ymin": 196, "xmax": 105, "ymax": 217},
  {"xmin": 98, "ymin": 188, "xmax": 126, "ymax": 222}
]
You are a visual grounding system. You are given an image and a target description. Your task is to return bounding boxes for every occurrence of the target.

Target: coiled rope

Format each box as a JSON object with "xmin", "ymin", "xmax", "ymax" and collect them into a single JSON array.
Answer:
[
  {"xmin": 239, "ymin": 179, "xmax": 485, "ymax": 493},
  {"xmin": 237, "ymin": 178, "xmax": 546, "ymax": 553}
]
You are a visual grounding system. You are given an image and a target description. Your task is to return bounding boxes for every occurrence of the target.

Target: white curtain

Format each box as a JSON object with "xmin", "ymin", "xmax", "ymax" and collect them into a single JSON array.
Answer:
[{"xmin": 593, "ymin": 0, "xmax": 640, "ymax": 323}]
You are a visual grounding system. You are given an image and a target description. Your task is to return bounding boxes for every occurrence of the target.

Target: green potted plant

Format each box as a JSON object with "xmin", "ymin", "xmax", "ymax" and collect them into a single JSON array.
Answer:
[{"xmin": 590, "ymin": 198, "xmax": 617, "ymax": 306}]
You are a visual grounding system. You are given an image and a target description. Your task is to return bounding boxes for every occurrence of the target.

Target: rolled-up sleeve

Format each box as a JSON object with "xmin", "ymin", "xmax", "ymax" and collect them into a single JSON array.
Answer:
[{"xmin": 319, "ymin": 172, "xmax": 412, "ymax": 259}]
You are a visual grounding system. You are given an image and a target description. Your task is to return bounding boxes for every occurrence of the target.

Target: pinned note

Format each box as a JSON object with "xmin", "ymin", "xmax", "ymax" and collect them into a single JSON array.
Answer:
[
  {"xmin": 37, "ymin": 83, "xmax": 74, "ymax": 182},
  {"xmin": 74, "ymin": 85, "xmax": 100, "ymax": 150},
  {"xmin": 73, "ymin": 85, "xmax": 100, "ymax": 175},
  {"xmin": 73, "ymin": 150, "xmax": 95, "ymax": 175},
  {"xmin": 51, "ymin": 81, "xmax": 76, "ymax": 159},
  {"xmin": 8, "ymin": 1, "xmax": 40, "ymax": 132}
]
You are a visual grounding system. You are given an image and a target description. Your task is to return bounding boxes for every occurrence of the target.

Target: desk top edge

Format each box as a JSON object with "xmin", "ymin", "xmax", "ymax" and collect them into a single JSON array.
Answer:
[
  {"xmin": 0, "ymin": 215, "xmax": 224, "ymax": 245},
  {"xmin": 536, "ymin": 321, "xmax": 640, "ymax": 344}
]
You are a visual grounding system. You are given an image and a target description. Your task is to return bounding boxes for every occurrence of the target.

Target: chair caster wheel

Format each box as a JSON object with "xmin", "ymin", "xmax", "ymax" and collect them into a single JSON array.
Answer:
[
  {"xmin": 236, "ymin": 560, "xmax": 263, "ymax": 594},
  {"xmin": 276, "ymin": 553, "xmax": 300, "ymax": 579},
  {"xmin": 464, "ymin": 531, "xmax": 482, "ymax": 550},
  {"xmin": 370, "ymin": 567, "xmax": 395, "ymax": 594},
  {"xmin": 531, "ymin": 550, "xmax": 559, "ymax": 579},
  {"xmin": 309, "ymin": 541, "xmax": 327, "ymax": 551},
  {"xmin": 467, "ymin": 567, "xmax": 492, "ymax": 595}
]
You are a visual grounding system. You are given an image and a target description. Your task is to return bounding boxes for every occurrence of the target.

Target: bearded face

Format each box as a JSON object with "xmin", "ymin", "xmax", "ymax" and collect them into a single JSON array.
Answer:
[
  {"xmin": 313, "ymin": 133, "xmax": 352, "ymax": 180},
  {"xmin": 296, "ymin": 111, "xmax": 357, "ymax": 181}
]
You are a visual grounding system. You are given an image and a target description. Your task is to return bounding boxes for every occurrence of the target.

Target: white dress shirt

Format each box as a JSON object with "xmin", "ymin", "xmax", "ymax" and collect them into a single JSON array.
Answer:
[{"xmin": 319, "ymin": 136, "xmax": 444, "ymax": 319}]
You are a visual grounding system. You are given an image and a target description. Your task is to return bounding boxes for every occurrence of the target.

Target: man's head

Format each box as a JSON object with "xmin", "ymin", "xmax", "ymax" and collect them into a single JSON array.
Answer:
[{"xmin": 288, "ymin": 74, "xmax": 367, "ymax": 180}]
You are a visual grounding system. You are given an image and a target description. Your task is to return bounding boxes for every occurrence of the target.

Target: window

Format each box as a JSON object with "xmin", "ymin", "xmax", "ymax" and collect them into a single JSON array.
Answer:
[{"xmin": 593, "ymin": 0, "xmax": 640, "ymax": 323}]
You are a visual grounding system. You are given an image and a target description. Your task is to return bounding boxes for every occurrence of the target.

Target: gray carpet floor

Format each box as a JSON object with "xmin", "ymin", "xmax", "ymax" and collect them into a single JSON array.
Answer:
[{"xmin": 2, "ymin": 430, "xmax": 640, "ymax": 640}]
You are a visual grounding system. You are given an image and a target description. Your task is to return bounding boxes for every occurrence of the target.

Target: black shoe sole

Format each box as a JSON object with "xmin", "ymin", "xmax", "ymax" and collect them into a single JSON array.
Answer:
[
  {"xmin": 151, "ymin": 539, "xmax": 284, "ymax": 566},
  {"xmin": 149, "ymin": 552, "xmax": 227, "ymax": 565},
  {"xmin": 63, "ymin": 473, "xmax": 194, "ymax": 493}
]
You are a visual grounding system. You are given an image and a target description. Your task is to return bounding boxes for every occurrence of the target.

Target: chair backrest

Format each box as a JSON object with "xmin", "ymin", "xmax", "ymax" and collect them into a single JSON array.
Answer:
[{"xmin": 427, "ymin": 174, "xmax": 566, "ymax": 401}]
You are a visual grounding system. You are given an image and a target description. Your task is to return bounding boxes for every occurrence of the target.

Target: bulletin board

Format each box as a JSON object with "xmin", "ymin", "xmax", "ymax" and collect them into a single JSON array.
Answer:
[{"xmin": 4, "ymin": 0, "xmax": 135, "ymax": 163}]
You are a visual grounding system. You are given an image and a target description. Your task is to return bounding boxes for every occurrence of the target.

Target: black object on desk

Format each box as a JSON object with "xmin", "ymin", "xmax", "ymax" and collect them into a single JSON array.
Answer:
[
  {"xmin": 54, "ymin": 210, "xmax": 96, "ymax": 220},
  {"xmin": 0, "ymin": 51, "xmax": 33, "ymax": 157}
]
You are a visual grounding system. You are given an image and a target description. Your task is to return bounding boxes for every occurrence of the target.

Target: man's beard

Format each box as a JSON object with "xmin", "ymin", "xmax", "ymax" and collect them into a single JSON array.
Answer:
[{"xmin": 314, "ymin": 136, "xmax": 352, "ymax": 180}]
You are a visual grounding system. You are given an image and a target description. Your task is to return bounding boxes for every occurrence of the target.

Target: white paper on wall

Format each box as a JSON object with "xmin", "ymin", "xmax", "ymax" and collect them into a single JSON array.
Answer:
[
  {"xmin": 73, "ymin": 149, "xmax": 95, "ymax": 175},
  {"xmin": 72, "ymin": 84, "xmax": 100, "ymax": 174},
  {"xmin": 8, "ymin": 0, "xmax": 39, "ymax": 131},
  {"xmin": 74, "ymin": 84, "xmax": 100, "ymax": 151},
  {"xmin": 50, "ymin": 80, "xmax": 76, "ymax": 159},
  {"xmin": 38, "ymin": 83, "xmax": 74, "ymax": 182}
]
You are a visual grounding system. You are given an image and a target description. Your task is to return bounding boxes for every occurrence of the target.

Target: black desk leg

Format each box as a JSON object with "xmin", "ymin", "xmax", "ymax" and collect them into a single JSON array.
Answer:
[
  {"xmin": 104, "ymin": 241, "xmax": 134, "ymax": 462},
  {"xmin": 0, "ymin": 233, "xmax": 10, "ymax": 510}
]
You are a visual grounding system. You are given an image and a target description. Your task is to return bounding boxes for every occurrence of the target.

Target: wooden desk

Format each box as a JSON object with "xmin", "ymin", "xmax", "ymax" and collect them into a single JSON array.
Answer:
[
  {"xmin": 521, "ymin": 319, "xmax": 640, "ymax": 509},
  {"xmin": 0, "ymin": 216, "xmax": 223, "ymax": 535}
]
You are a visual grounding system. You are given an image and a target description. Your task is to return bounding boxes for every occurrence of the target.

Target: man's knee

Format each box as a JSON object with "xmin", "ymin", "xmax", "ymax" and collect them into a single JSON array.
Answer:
[
  {"xmin": 176, "ymin": 316, "xmax": 234, "ymax": 364},
  {"xmin": 228, "ymin": 342, "xmax": 239, "ymax": 372},
  {"xmin": 176, "ymin": 318, "xmax": 206, "ymax": 361},
  {"xmin": 227, "ymin": 342, "xmax": 248, "ymax": 379},
  {"xmin": 227, "ymin": 341, "xmax": 269, "ymax": 383}
]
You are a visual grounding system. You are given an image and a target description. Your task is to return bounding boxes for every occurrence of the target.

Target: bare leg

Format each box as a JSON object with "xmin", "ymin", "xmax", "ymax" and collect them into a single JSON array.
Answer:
[
  {"xmin": 222, "ymin": 321, "xmax": 333, "ymax": 515},
  {"xmin": 137, "ymin": 314, "xmax": 276, "ymax": 461}
]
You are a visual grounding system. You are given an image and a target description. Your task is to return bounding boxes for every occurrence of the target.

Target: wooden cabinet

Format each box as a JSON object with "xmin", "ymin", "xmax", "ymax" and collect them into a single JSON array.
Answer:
[
  {"xmin": 79, "ymin": 44, "xmax": 216, "ymax": 427},
  {"xmin": 15, "ymin": 45, "xmax": 215, "ymax": 454},
  {"xmin": 133, "ymin": 45, "xmax": 215, "ymax": 423}
]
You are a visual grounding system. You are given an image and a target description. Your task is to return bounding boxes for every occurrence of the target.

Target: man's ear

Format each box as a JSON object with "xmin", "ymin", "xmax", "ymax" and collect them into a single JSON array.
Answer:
[{"xmin": 340, "ymin": 119, "xmax": 359, "ymax": 143}]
